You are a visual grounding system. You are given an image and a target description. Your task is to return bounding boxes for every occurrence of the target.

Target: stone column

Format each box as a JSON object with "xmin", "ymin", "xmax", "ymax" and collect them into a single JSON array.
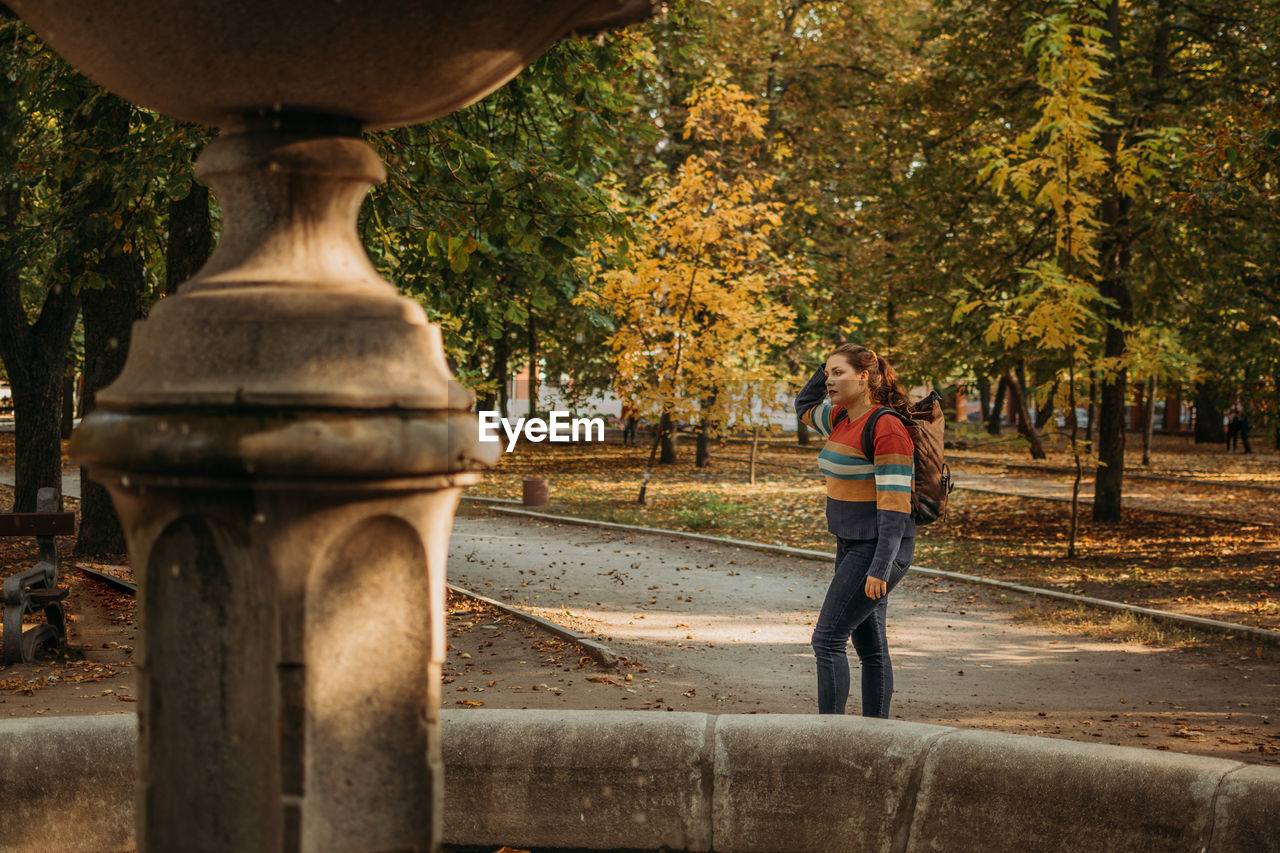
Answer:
[{"xmin": 71, "ymin": 118, "xmax": 498, "ymax": 851}]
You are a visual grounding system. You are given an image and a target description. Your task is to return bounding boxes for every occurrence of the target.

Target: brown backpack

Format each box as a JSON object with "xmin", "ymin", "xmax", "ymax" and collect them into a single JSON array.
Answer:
[{"xmin": 858, "ymin": 392, "xmax": 953, "ymax": 525}]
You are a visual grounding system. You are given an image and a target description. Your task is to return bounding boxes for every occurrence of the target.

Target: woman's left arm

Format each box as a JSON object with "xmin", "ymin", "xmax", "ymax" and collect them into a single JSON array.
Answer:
[{"xmin": 868, "ymin": 415, "xmax": 914, "ymax": 590}]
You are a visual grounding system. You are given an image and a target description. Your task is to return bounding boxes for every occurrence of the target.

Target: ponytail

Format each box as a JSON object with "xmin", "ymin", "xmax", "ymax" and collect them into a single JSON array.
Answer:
[{"xmin": 871, "ymin": 355, "xmax": 911, "ymax": 417}]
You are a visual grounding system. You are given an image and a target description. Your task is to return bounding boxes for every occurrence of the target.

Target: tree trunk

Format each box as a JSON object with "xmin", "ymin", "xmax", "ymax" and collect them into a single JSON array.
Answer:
[
  {"xmin": 1141, "ymin": 376, "xmax": 1157, "ymax": 467},
  {"xmin": 1067, "ymin": 358, "xmax": 1083, "ymax": 559},
  {"xmin": 1034, "ymin": 380, "xmax": 1058, "ymax": 430},
  {"xmin": 1005, "ymin": 367, "xmax": 1047, "ymax": 459},
  {"xmin": 526, "ymin": 314, "xmax": 539, "ymax": 419},
  {"xmin": 659, "ymin": 412, "xmax": 677, "ymax": 464},
  {"xmin": 9, "ymin": 379, "xmax": 71, "ymax": 513},
  {"xmin": 1093, "ymin": 345, "xmax": 1128, "ymax": 521},
  {"xmin": 796, "ymin": 413, "xmax": 811, "ymax": 445},
  {"xmin": 0, "ymin": 187, "xmax": 80, "ymax": 512},
  {"xmin": 471, "ymin": 346, "xmax": 495, "ymax": 410},
  {"xmin": 977, "ymin": 374, "xmax": 992, "ymax": 423},
  {"xmin": 987, "ymin": 375, "xmax": 1008, "ymax": 435},
  {"xmin": 164, "ymin": 183, "xmax": 213, "ymax": 295},
  {"xmin": 1087, "ymin": 373, "xmax": 1098, "ymax": 448},
  {"xmin": 637, "ymin": 419, "xmax": 667, "ymax": 505},
  {"xmin": 1193, "ymin": 383, "xmax": 1224, "ymax": 444},
  {"xmin": 749, "ymin": 426, "xmax": 759, "ymax": 486},
  {"xmin": 494, "ymin": 334, "xmax": 510, "ymax": 420},
  {"xmin": 61, "ymin": 366, "xmax": 77, "ymax": 439},
  {"xmin": 68, "ymin": 98, "xmax": 146, "ymax": 554},
  {"xmin": 1063, "ymin": 385, "xmax": 1078, "ymax": 433},
  {"xmin": 695, "ymin": 419, "xmax": 711, "ymax": 468},
  {"xmin": 1092, "ymin": 0, "xmax": 1135, "ymax": 523},
  {"xmin": 76, "ymin": 249, "xmax": 145, "ymax": 555},
  {"xmin": 1273, "ymin": 368, "xmax": 1280, "ymax": 450}
]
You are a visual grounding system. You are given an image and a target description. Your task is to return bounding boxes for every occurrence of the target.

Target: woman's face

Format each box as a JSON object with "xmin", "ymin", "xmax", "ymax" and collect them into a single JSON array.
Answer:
[{"xmin": 824, "ymin": 354, "xmax": 870, "ymax": 409}]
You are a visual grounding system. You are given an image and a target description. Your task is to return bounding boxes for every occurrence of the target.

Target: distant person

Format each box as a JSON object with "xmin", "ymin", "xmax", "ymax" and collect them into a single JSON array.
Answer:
[
  {"xmin": 621, "ymin": 404, "xmax": 639, "ymax": 446},
  {"xmin": 1238, "ymin": 410, "xmax": 1252, "ymax": 454},
  {"xmin": 1227, "ymin": 409, "xmax": 1241, "ymax": 452},
  {"xmin": 794, "ymin": 344, "xmax": 915, "ymax": 718}
]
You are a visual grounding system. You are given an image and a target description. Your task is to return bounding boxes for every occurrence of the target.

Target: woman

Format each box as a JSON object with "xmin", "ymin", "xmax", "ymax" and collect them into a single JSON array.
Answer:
[{"xmin": 794, "ymin": 344, "xmax": 915, "ymax": 717}]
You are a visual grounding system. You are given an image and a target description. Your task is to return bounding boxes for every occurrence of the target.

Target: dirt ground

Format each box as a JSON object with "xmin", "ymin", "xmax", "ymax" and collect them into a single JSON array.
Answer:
[{"xmin": 0, "ymin": 516, "xmax": 137, "ymax": 719}]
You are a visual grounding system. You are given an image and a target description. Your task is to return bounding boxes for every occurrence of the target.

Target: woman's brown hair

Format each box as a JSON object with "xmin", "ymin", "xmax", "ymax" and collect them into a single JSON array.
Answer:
[{"xmin": 829, "ymin": 344, "xmax": 911, "ymax": 416}]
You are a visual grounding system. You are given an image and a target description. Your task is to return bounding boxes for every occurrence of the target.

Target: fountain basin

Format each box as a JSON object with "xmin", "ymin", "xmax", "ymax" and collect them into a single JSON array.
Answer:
[{"xmin": 9, "ymin": 0, "xmax": 657, "ymax": 129}]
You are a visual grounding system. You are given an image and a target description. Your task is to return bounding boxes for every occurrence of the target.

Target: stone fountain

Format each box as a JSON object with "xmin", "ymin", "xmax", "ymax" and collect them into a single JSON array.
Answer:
[{"xmin": 8, "ymin": 2, "xmax": 659, "ymax": 850}]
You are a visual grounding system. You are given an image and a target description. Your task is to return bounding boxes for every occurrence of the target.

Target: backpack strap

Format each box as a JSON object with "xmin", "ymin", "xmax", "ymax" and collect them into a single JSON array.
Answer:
[
  {"xmin": 834, "ymin": 406, "xmax": 912, "ymax": 460},
  {"xmin": 860, "ymin": 407, "xmax": 890, "ymax": 461}
]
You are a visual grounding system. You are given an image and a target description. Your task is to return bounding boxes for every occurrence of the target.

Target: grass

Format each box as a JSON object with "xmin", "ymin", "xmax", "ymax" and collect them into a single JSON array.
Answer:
[
  {"xmin": 670, "ymin": 492, "xmax": 753, "ymax": 531},
  {"xmin": 1012, "ymin": 600, "xmax": 1272, "ymax": 654}
]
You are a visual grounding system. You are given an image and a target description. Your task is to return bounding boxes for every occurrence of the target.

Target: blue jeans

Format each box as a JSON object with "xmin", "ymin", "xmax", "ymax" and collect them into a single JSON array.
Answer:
[{"xmin": 811, "ymin": 537, "xmax": 913, "ymax": 717}]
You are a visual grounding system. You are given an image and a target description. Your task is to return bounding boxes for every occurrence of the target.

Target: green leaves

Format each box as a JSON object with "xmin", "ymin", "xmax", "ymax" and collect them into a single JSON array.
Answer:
[
  {"xmin": 357, "ymin": 33, "xmax": 659, "ymax": 393},
  {"xmin": 2, "ymin": 16, "xmax": 208, "ymax": 318}
]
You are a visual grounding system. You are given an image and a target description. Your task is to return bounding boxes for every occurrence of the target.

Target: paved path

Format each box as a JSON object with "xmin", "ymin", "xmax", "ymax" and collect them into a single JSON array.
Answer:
[
  {"xmin": 0, "ymin": 470, "xmax": 81, "ymax": 499},
  {"xmin": 447, "ymin": 513, "xmax": 1279, "ymax": 752}
]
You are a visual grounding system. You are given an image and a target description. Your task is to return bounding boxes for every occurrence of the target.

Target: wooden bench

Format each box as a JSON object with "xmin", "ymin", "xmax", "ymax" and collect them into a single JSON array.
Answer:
[{"xmin": 1, "ymin": 487, "xmax": 75, "ymax": 664}]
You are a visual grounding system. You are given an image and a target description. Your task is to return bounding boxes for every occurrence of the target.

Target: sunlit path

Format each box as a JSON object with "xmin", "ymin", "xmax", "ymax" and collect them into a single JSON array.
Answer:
[{"xmin": 447, "ymin": 512, "xmax": 1280, "ymax": 763}]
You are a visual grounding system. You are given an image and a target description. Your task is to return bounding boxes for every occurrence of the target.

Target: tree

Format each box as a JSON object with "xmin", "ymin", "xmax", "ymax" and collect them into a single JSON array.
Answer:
[
  {"xmin": 580, "ymin": 79, "xmax": 807, "ymax": 502},
  {"xmin": 1, "ymin": 19, "xmax": 84, "ymax": 512},
  {"xmin": 965, "ymin": 7, "xmax": 1132, "ymax": 546},
  {"xmin": 853, "ymin": 0, "xmax": 1274, "ymax": 518},
  {"xmin": 2, "ymin": 13, "xmax": 211, "ymax": 537}
]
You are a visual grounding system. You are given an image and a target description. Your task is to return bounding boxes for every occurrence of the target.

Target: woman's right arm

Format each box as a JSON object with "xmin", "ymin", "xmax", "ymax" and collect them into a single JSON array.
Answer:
[{"xmin": 794, "ymin": 366, "xmax": 837, "ymax": 438}]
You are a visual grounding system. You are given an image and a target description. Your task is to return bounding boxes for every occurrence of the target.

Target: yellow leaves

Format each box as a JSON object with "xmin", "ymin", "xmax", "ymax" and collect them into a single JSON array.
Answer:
[
  {"xmin": 967, "ymin": 12, "xmax": 1183, "ymax": 364},
  {"xmin": 1122, "ymin": 325, "xmax": 1201, "ymax": 386},
  {"xmin": 985, "ymin": 15, "xmax": 1125, "ymax": 275},
  {"xmin": 974, "ymin": 262, "xmax": 1105, "ymax": 354},
  {"xmin": 576, "ymin": 73, "xmax": 812, "ymax": 431},
  {"xmin": 1010, "ymin": 168, "xmax": 1039, "ymax": 202},
  {"xmin": 684, "ymin": 79, "xmax": 769, "ymax": 144},
  {"xmin": 1036, "ymin": 179, "xmax": 1066, "ymax": 211}
]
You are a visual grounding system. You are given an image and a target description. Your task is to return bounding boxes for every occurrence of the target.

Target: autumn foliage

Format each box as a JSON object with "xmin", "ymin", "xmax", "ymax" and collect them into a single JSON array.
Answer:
[{"xmin": 579, "ymin": 79, "xmax": 809, "ymax": 435}]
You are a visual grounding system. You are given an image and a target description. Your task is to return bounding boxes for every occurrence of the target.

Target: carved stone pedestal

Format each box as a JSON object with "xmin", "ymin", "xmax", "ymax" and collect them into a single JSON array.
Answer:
[{"xmin": 71, "ymin": 123, "xmax": 498, "ymax": 852}]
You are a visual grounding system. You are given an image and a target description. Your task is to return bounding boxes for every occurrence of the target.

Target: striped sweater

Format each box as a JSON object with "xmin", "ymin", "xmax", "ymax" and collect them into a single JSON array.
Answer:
[{"xmin": 795, "ymin": 367, "xmax": 916, "ymax": 580}]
